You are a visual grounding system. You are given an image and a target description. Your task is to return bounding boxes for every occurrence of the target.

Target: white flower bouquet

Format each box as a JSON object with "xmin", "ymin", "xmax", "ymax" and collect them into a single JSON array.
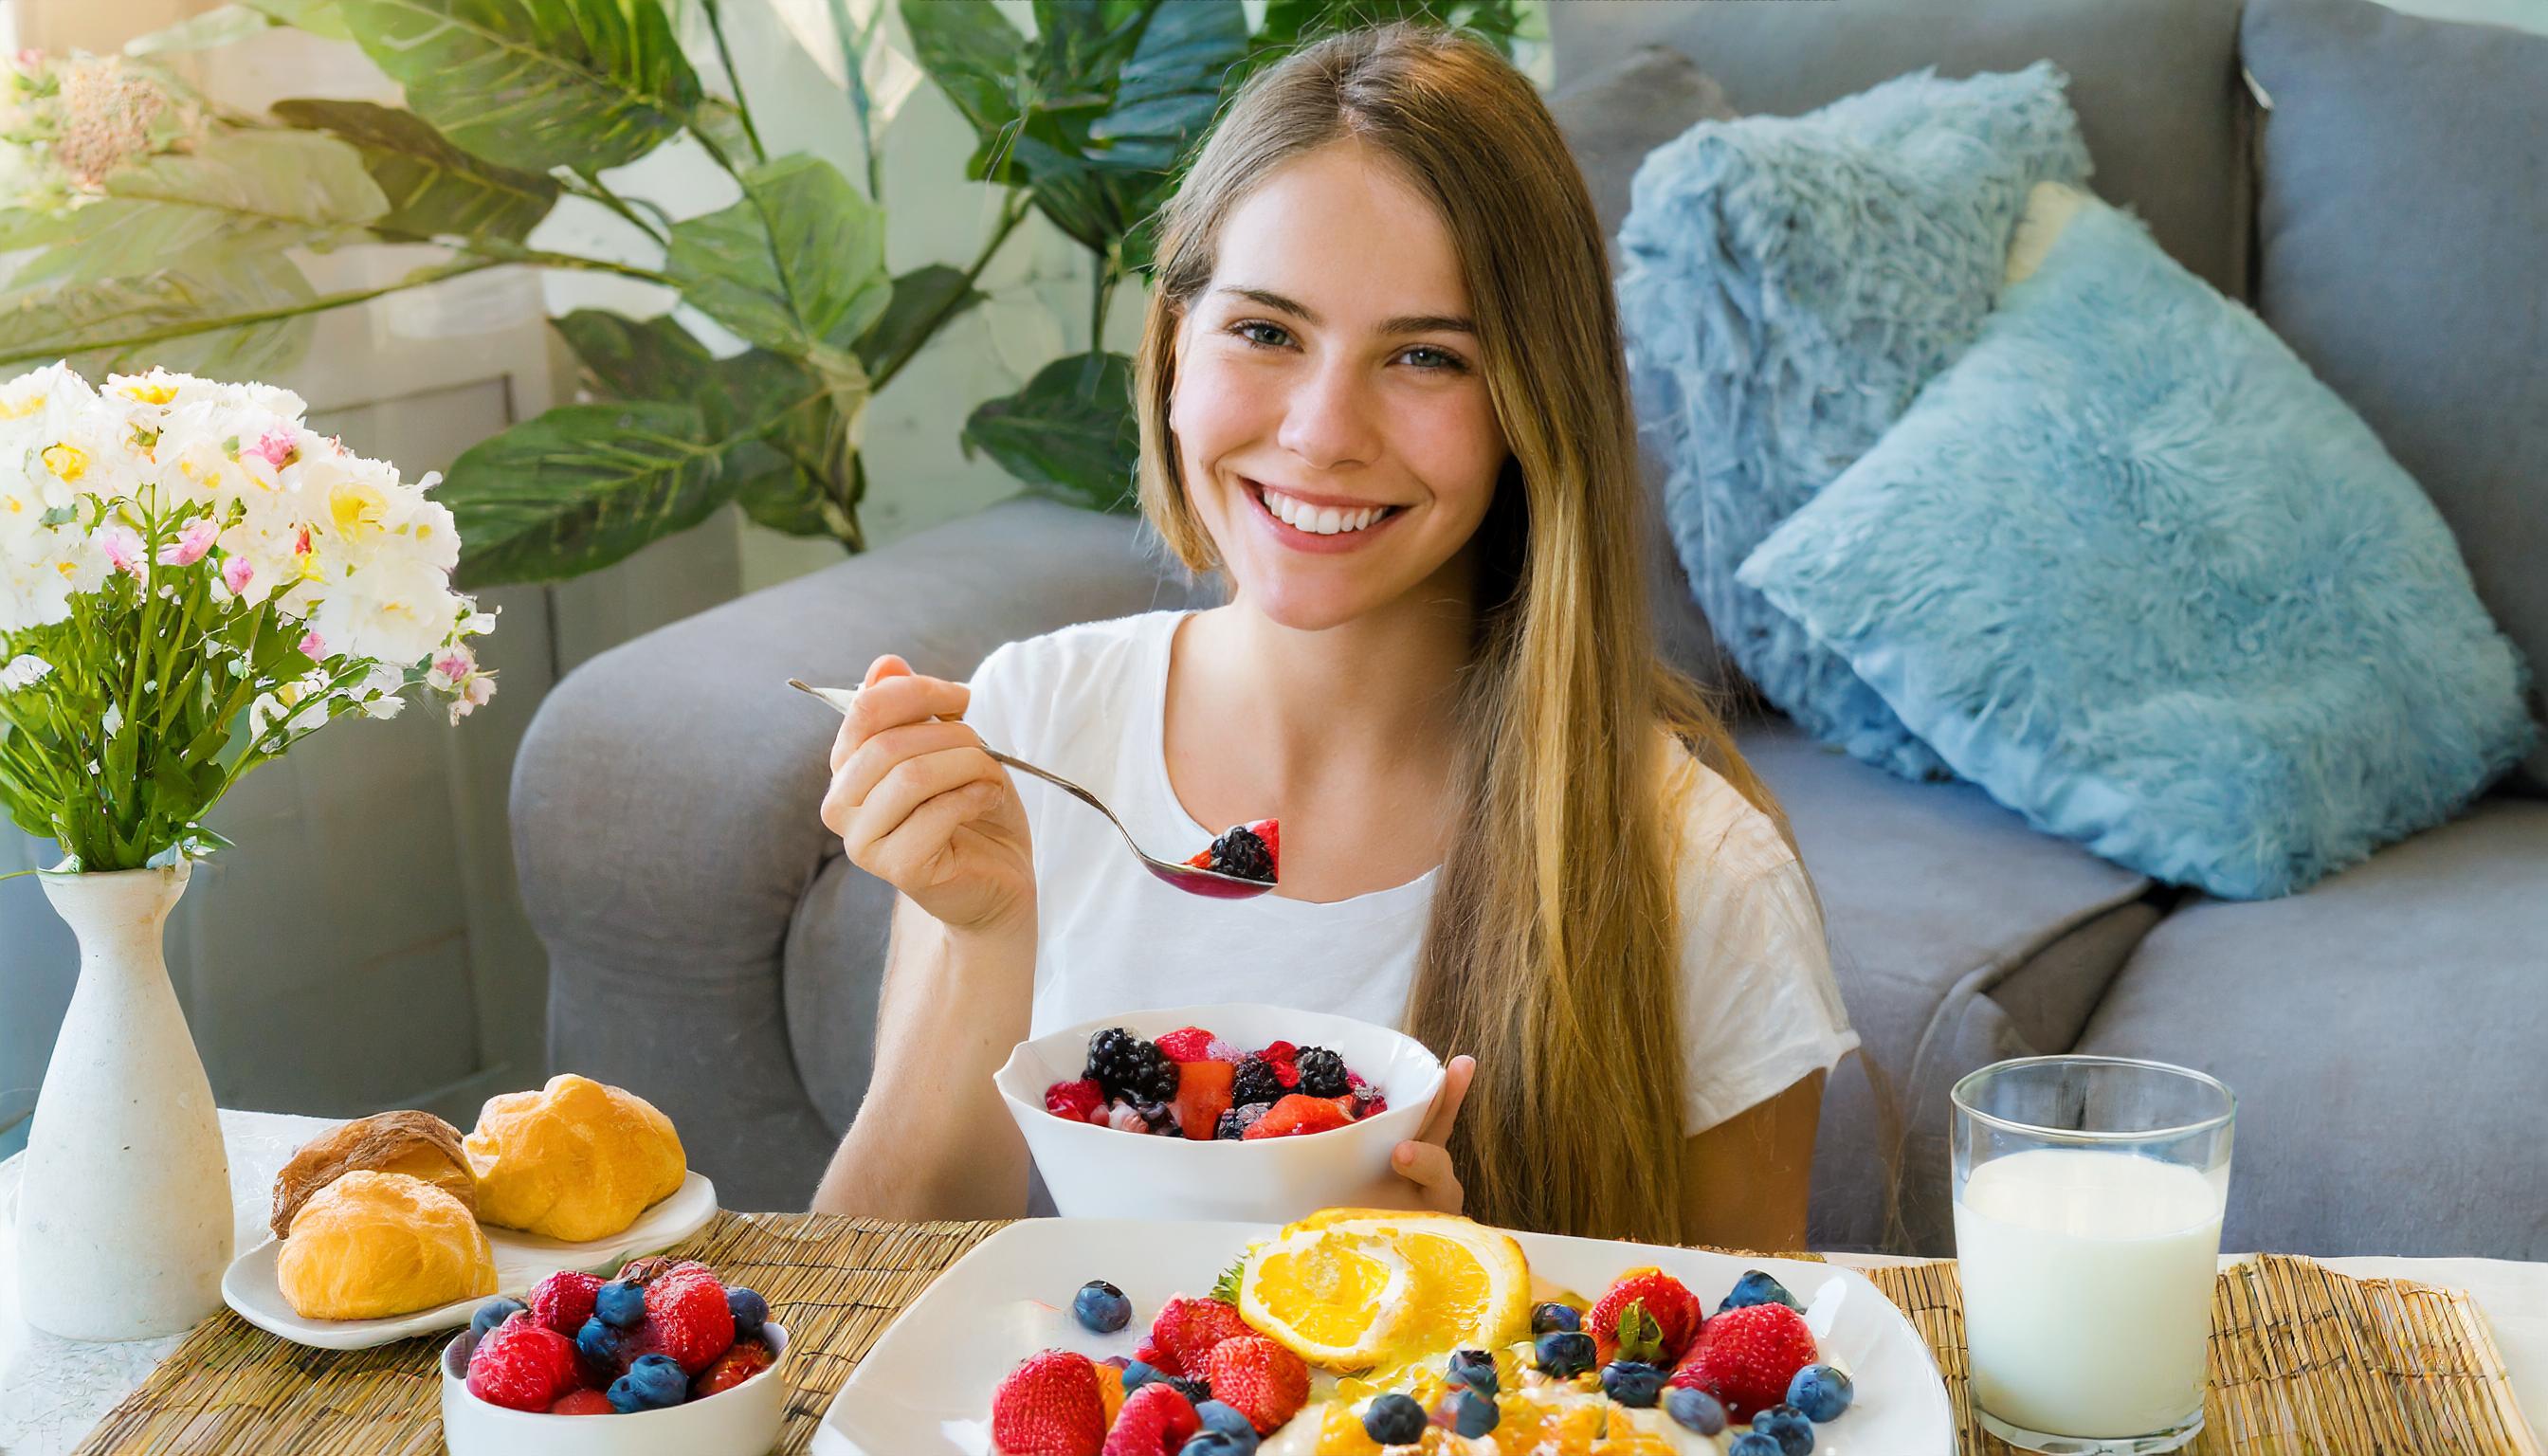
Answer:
[{"xmin": 0, "ymin": 360, "xmax": 494, "ymax": 872}]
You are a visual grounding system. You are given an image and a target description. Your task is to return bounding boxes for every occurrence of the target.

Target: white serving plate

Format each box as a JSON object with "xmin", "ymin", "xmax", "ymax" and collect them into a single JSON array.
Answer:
[
  {"xmin": 812, "ymin": 1216, "xmax": 1955, "ymax": 1456},
  {"xmin": 220, "ymin": 1172, "xmax": 719, "ymax": 1350}
]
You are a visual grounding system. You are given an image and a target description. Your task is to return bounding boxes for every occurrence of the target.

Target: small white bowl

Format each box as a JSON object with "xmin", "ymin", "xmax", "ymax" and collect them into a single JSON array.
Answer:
[
  {"xmin": 441, "ymin": 1320, "xmax": 790, "ymax": 1456},
  {"xmin": 996, "ymin": 1001, "xmax": 1446, "ymax": 1222}
]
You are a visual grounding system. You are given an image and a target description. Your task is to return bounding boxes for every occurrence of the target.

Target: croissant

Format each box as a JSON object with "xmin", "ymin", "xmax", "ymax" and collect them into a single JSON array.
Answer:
[
  {"xmin": 269, "ymin": 1110, "xmax": 477, "ymax": 1243},
  {"xmin": 275, "ymin": 1171, "xmax": 497, "ymax": 1320},
  {"xmin": 467, "ymin": 1074, "xmax": 686, "ymax": 1243}
]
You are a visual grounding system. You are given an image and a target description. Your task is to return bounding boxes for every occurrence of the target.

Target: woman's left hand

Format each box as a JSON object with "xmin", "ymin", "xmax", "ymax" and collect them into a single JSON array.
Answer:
[{"xmin": 1387, "ymin": 1054, "xmax": 1476, "ymax": 1212}]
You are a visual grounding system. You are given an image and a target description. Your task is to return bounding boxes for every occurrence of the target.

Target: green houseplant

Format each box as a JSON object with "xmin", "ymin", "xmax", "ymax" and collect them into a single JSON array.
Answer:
[{"xmin": 0, "ymin": 0, "xmax": 1530, "ymax": 588}]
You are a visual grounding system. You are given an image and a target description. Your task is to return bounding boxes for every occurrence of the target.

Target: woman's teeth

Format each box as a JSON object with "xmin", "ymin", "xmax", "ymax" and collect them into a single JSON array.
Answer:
[{"xmin": 1260, "ymin": 485, "xmax": 1387, "ymax": 536}]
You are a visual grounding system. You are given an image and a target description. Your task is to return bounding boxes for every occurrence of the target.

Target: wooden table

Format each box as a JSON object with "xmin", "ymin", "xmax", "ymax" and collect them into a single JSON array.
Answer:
[{"xmin": 5, "ymin": 1109, "xmax": 2543, "ymax": 1454}]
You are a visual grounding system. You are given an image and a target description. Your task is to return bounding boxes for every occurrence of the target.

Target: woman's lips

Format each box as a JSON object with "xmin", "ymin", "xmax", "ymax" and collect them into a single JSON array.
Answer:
[{"xmin": 1243, "ymin": 478, "xmax": 1405, "ymax": 555}]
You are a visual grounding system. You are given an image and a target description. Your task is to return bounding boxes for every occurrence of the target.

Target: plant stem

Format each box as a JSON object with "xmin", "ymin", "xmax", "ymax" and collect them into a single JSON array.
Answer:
[
  {"xmin": 0, "ymin": 258, "xmax": 499, "ymax": 370},
  {"xmin": 870, "ymin": 189, "xmax": 1033, "ymax": 394},
  {"xmin": 565, "ymin": 172, "xmax": 670, "ymax": 246},
  {"xmin": 700, "ymin": 0, "xmax": 769, "ymax": 166},
  {"xmin": 474, "ymin": 246, "xmax": 679, "ymax": 287},
  {"xmin": 1090, "ymin": 244, "xmax": 1119, "ymax": 350}
]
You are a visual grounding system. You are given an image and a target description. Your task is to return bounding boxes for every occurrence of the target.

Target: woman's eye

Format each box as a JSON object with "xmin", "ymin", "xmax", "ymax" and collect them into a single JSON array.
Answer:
[
  {"xmin": 1227, "ymin": 321, "xmax": 1466, "ymax": 373},
  {"xmin": 1230, "ymin": 320, "xmax": 1290, "ymax": 350}
]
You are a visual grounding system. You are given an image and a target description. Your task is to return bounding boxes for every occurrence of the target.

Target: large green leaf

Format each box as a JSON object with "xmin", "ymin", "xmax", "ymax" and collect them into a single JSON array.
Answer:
[
  {"xmin": 340, "ymin": 0, "xmax": 701, "ymax": 173},
  {"xmin": 665, "ymin": 155, "xmax": 889, "ymax": 384},
  {"xmin": 552, "ymin": 309, "xmax": 713, "ymax": 402},
  {"xmin": 0, "ymin": 250, "xmax": 318, "ymax": 377},
  {"xmin": 271, "ymin": 99, "xmax": 558, "ymax": 242},
  {"xmin": 440, "ymin": 400, "xmax": 740, "ymax": 587},
  {"xmin": 898, "ymin": 0, "xmax": 1025, "ymax": 167},
  {"xmin": 1086, "ymin": 0, "xmax": 1247, "ymax": 173},
  {"xmin": 961, "ymin": 350, "xmax": 1138, "ymax": 513},
  {"xmin": 855, "ymin": 264, "xmax": 989, "ymax": 380},
  {"xmin": 6, "ymin": 130, "xmax": 387, "ymax": 288},
  {"xmin": 125, "ymin": 5, "xmax": 282, "ymax": 55},
  {"xmin": 246, "ymin": 0, "xmax": 353, "ymax": 38}
]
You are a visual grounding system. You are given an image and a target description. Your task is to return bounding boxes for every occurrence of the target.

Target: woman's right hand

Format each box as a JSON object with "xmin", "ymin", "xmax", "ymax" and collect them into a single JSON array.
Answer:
[{"xmin": 819, "ymin": 653, "xmax": 1034, "ymax": 940}]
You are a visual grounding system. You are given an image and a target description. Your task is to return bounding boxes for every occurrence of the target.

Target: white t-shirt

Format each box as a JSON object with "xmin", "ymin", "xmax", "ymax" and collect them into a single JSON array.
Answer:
[{"xmin": 962, "ymin": 609, "xmax": 1858, "ymax": 1138}]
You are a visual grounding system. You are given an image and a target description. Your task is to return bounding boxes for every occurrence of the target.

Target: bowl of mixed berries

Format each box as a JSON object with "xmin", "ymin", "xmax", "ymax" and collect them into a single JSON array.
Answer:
[
  {"xmin": 440, "ymin": 1258, "xmax": 787, "ymax": 1456},
  {"xmin": 997, "ymin": 1003, "xmax": 1445, "ymax": 1222}
]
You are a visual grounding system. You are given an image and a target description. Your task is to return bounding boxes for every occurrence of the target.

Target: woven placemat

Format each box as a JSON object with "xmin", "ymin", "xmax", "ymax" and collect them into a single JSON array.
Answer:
[
  {"xmin": 1865, "ymin": 1254, "xmax": 2541, "ymax": 1455},
  {"xmin": 69, "ymin": 1216, "xmax": 2539, "ymax": 1455}
]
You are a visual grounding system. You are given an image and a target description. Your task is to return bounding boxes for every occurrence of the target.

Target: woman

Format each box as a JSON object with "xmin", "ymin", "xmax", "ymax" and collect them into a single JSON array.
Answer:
[{"xmin": 810, "ymin": 20, "xmax": 1855, "ymax": 1247}]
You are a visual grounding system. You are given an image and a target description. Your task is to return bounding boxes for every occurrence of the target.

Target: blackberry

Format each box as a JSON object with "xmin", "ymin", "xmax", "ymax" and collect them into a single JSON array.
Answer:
[
  {"xmin": 1085, "ymin": 1028, "xmax": 1180, "ymax": 1101},
  {"xmin": 1230, "ymin": 1055, "xmax": 1283, "ymax": 1108},
  {"xmin": 1132, "ymin": 1101, "xmax": 1177, "ymax": 1134},
  {"xmin": 1296, "ymin": 1046, "xmax": 1349, "ymax": 1099},
  {"xmin": 1164, "ymin": 1374, "xmax": 1212, "ymax": 1406},
  {"xmin": 1214, "ymin": 1109, "xmax": 1246, "ymax": 1140},
  {"xmin": 1197, "ymin": 824, "xmax": 1275, "ymax": 883}
]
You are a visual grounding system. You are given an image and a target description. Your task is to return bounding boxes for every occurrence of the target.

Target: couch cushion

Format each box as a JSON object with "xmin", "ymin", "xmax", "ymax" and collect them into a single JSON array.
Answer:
[
  {"xmin": 2242, "ymin": 0, "xmax": 2548, "ymax": 791},
  {"xmin": 1547, "ymin": 0, "xmax": 2251, "ymax": 298},
  {"xmin": 1741, "ymin": 719, "xmax": 2157, "ymax": 1252},
  {"xmin": 1546, "ymin": 44, "xmax": 1738, "ymax": 250},
  {"xmin": 2077, "ymin": 797, "xmax": 2548, "ymax": 1259}
]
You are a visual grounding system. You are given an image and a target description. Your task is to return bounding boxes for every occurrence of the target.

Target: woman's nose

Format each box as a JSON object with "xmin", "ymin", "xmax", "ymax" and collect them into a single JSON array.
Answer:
[{"xmin": 1274, "ymin": 355, "xmax": 1382, "ymax": 471}]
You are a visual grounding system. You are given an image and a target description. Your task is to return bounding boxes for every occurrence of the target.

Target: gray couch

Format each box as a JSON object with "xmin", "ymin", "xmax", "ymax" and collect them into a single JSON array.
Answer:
[{"xmin": 511, "ymin": 0, "xmax": 2548, "ymax": 1258}]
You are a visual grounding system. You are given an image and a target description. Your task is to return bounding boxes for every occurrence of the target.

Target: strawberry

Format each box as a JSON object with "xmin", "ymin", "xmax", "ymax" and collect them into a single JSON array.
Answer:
[
  {"xmin": 643, "ymin": 1264, "xmax": 737, "ymax": 1374},
  {"xmin": 1204, "ymin": 1335, "xmax": 1310, "ymax": 1434},
  {"xmin": 1670, "ymin": 1302, "xmax": 1818, "ymax": 1421},
  {"xmin": 1154, "ymin": 1028, "xmax": 1219, "ymax": 1063},
  {"xmin": 1101, "ymin": 1382, "xmax": 1201, "ymax": 1456},
  {"xmin": 1243, "ymin": 1093, "xmax": 1353, "ymax": 1140},
  {"xmin": 1046, "ymin": 1078, "xmax": 1106, "ymax": 1122},
  {"xmin": 466, "ymin": 1311, "xmax": 579, "ymax": 1412},
  {"xmin": 992, "ymin": 1349, "xmax": 1107, "ymax": 1456},
  {"xmin": 1588, "ymin": 1268, "xmax": 1703, "ymax": 1365},
  {"xmin": 1147, "ymin": 1296, "xmax": 1254, "ymax": 1377},
  {"xmin": 546, "ymin": 1387, "xmax": 615, "ymax": 1415},
  {"xmin": 1171, "ymin": 1059, "xmax": 1235, "ymax": 1140},
  {"xmin": 529, "ymin": 1269, "xmax": 602, "ymax": 1337},
  {"xmin": 691, "ymin": 1336, "xmax": 774, "ymax": 1398}
]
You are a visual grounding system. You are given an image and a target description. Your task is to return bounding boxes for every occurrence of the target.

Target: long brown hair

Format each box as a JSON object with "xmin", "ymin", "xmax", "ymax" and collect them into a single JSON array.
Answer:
[{"xmin": 1132, "ymin": 21, "xmax": 1803, "ymax": 1243}]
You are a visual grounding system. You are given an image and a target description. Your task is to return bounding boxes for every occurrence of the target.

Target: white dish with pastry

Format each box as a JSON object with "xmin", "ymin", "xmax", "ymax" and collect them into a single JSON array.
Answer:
[{"xmin": 221, "ymin": 1074, "xmax": 719, "ymax": 1350}]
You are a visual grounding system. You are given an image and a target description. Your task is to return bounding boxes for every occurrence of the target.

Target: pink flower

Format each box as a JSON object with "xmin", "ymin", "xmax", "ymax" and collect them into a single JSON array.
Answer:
[
  {"xmin": 156, "ymin": 518, "xmax": 218, "ymax": 567},
  {"xmin": 98, "ymin": 524, "xmax": 143, "ymax": 577},
  {"xmin": 300, "ymin": 630, "xmax": 325, "ymax": 658},
  {"xmin": 433, "ymin": 651, "xmax": 472, "ymax": 682},
  {"xmin": 222, "ymin": 555, "xmax": 253, "ymax": 594},
  {"xmin": 246, "ymin": 428, "xmax": 300, "ymax": 470}
]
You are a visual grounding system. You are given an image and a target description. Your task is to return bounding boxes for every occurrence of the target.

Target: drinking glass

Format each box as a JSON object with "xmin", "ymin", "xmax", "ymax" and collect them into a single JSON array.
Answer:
[{"xmin": 1951, "ymin": 1055, "xmax": 2235, "ymax": 1454}]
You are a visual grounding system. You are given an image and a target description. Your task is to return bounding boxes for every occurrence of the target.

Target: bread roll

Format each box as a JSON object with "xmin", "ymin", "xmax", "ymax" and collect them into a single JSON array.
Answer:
[
  {"xmin": 466, "ymin": 1074, "xmax": 686, "ymax": 1243},
  {"xmin": 268, "ymin": 1109, "xmax": 476, "ymax": 1242},
  {"xmin": 275, "ymin": 1171, "xmax": 497, "ymax": 1320}
]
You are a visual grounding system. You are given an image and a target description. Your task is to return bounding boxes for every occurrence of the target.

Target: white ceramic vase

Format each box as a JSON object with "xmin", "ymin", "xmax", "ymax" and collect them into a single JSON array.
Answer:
[{"xmin": 15, "ymin": 860, "xmax": 233, "ymax": 1341}]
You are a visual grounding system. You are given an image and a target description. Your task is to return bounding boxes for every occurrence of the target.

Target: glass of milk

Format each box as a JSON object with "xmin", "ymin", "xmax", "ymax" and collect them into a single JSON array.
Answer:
[{"xmin": 1951, "ymin": 1055, "xmax": 2234, "ymax": 1454}]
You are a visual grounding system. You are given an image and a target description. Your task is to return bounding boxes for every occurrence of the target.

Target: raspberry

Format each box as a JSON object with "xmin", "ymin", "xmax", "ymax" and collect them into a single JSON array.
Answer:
[
  {"xmin": 643, "ymin": 1265, "xmax": 737, "ymax": 1374},
  {"xmin": 992, "ymin": 1349, "xmax": 1107, "ymax": 1456},
  {"xmin": 1154, "ymin": 1027, "xmax": 1219, "ymax": 1063},
  {"xmin": 1243, "ymin": 1093, "xmax": 1354, "ymax": 1140},
  {"xmin": 546, "ymin": 1387, "xmax": 615, "ymax": 1415},
  {"xmin": 466, "ymin": 1311, "xmax": 579, "ymax": 1412},
  {"xmin": 1101, "ymin": 1381, "xmax": 1201, "ymax": 1456},
  {"xmin": 1670, "ymin": 1302, "xmax": 1818, "ymax": 1421},
  {"xmin": 690, "ymin": 1337, "xmax": 774, "ymax": 1398},
  {"xmin": 1589, "ymin": 1269, "xmax": 1704, "ymax": 1365},
  {"xmin": 529, "ymin": 1269, "xmax": 601, "ymax": 1337},
  {"xmin": 1046, "ymin": 1078, "xmax": 1105, "ymax": 1122},
  {"xmin": 1204, "ymin": 1335, "xmax": 1310, "ymax": 1434},
  {"xmin": 1148, "ymin": 1296, "xmax": 1253, "ymax": 1377}
]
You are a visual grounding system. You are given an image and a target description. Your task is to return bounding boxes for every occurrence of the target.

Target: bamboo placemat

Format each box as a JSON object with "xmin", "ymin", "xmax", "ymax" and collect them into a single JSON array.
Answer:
[{"xmin": 68, "ymin": 1215, "xmax": 2540, "ymax": 1455}]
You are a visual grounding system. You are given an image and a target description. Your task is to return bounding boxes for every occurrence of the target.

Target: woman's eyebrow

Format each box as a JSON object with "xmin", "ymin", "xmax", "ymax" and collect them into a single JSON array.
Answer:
[{"xmin": 1213, "ymin": 283, "xmax": 1474, "ymax": 337}]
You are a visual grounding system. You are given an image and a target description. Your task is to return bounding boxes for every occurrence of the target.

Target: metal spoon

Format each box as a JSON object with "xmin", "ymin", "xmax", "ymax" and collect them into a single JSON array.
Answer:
[{"xmin": 789, "ymin": 678, "xmax": 1276, "ymax": 900}]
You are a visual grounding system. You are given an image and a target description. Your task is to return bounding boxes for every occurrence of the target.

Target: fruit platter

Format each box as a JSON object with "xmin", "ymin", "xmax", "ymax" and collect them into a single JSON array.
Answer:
[{"xmin": 812, "ymin": 1211, "xmax": 1954, "ymax": 1455}]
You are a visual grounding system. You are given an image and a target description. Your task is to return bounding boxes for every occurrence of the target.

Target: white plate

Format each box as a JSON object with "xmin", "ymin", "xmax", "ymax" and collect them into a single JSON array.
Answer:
[
  {"xmin": 811, "ymin": 1217, "xmax": 1955, "ymax": 1456},
  {"xmin": 220, "ymin": 1172, "xmax": 719, "ymax": 1350}
]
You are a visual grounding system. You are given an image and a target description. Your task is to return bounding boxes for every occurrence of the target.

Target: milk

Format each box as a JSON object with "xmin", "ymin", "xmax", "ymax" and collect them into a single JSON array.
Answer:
[{"xmin": 1954, "ymin": 1147, "xmax": 2225, "ymax": 1439}]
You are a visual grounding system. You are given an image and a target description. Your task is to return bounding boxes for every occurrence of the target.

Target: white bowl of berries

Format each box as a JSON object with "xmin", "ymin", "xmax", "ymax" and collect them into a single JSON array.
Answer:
[
  {"xmin": 440, "ymin": 1260, "xmax": 789, "ymax": 1456},
  {"xmin": 997, "ymin": 1002, "xmax": 1445, "ymax": 1222}
]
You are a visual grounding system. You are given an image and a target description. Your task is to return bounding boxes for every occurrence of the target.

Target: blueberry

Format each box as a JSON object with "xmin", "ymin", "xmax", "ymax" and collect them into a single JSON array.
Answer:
[
  {"xmin": 1534, "ymin": 1330, "xmax": 1596, "ymax": 1379},
  {"xmin": 1446, "ymin": 1347, "xmax": 1498, "ymax": 1394},
  {"xmin": 1179, "ymin": 1432, "xmax": 1257, "ymax": 1456},
  {"xmin": 1787, "ymin": 1362, "xmax": 1853, "ymax": 1421},
  {"xmin": 573, "ymin": 1316, "xmax": 621, "ymax": 1373},
  {"xmin": 607, "ymin": 1353, "xmax": 689, "ymax": 1412},
  {"xmin": 1600, "ymin": 1360, "xmax": 1666, "ymax": 1408},
  {"xmin": 469, "ymin": 1296, "xmax": 525, "ymax": 1339},
  {"xmin": 594, "ymin": 1279, "xmax": 646, "ymax": 1329},
  {"xmin": 1193, "ymin": 1400, "xmax": 1256, "ymax": 1440},
  {"xmin": 1530, "ymin": 1301, "xmax": 1582, "ymax": 1335},
  {"xmin": 1728, "ymin": 1435, "xmax": 1785, "ymax": 1456},
  {"xmin": 726, "ymin": 1285, "xmax": 769, "ymax": 1338},
  {"xmin": 1752, "ymin": 1403, "xmax": 1817, "ymax": 1455},
  {"xmin": 1719, "ymin": 1269, "xmax": 1802, "ymax": 1314},
  {"xmin": 1120, "ymin": 1359, "xmax": 1159, "ymax": 1392},
  {"xmin": 1666, "ymin": 1385, "xmax": 1729, "ymax": 1435},
  {"xmin": 1450, "ymin": 1388, "xmax": 1499, "ymax": 1438},
  {"xmin": 1362, "ymin": 1392, "xmax": 1428, "ymax": 1444},
  {"xmin": 1072, "ymin": 1279, "xmax": 1133, "ymax": 1334}
]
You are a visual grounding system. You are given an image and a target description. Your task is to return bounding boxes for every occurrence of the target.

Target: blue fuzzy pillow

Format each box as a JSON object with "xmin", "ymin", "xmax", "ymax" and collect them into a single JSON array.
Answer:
[
  {"xmin": 1616, "ymin": 63, "xmax": 2091, "ymax": 780},
  {"xmin": 1738, "ymin": 188, "xmax": 2537, "ymax": 899}
]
